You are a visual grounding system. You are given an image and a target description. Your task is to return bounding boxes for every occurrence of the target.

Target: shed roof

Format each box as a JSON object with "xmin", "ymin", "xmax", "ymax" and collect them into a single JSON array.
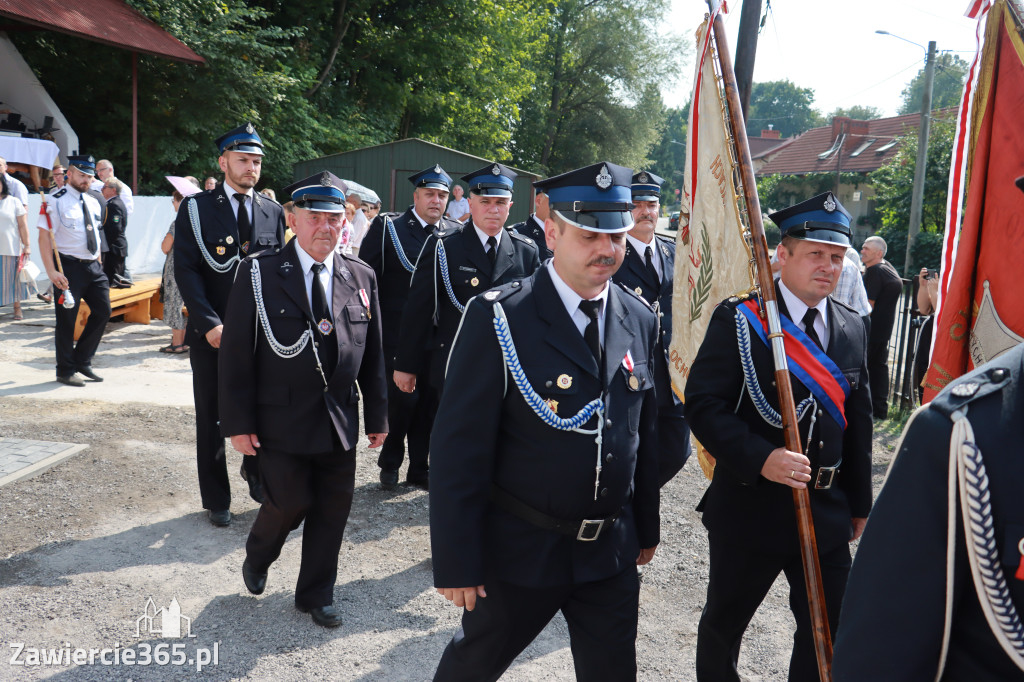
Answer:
[{"xmin": 0, "ymin": 0, "xmax": 203, "ymax": 64}]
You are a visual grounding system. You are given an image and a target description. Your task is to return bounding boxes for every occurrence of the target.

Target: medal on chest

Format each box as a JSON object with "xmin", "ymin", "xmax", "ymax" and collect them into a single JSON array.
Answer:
[
  {"xmin": 622, "ymin": 350, "xmax": 639, "ymax": 390},
  {"xmin": 359, "ymin": 288, "xmax": 371, "ymax": 319},
  {"xmin": 317, "ymin": 318, "xmax": 334, "ymax": 335}
]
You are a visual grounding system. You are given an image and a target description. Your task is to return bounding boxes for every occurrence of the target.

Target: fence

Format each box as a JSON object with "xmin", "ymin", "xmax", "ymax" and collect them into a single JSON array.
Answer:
[{"xmin": 884, "ymin": 278, "xmax": 928, "ymax": 414}]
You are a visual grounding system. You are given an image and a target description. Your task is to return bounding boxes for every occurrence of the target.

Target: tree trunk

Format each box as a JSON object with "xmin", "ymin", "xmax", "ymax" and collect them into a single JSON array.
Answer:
[
  {"xmin": 305, "ymin": 0, "xmax": 352, "ymax": 99},
  {"xmin": 540, "ymin": 4, "xmax": 571, "ymax": 169}
]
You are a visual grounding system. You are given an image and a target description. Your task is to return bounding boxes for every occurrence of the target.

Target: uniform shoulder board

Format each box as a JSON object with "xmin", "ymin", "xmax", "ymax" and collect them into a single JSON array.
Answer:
[
  {"xmin": 257, "ymin": 192, "xmax": 280, "ymax": 206},
  {"xmin": 508, "ymin": 229, "xmax": 534, "ymax": 245},
  {"xmin": 340, "ymin": 252, "xmax": 372, "ymax": 271},
  {"xmin": 929, "ymin": 359, "xmax": 1015, "ymax": 419},
  {"xmin": 829, "ymin": 296, "xmax": 859, "ymax": 316},
  {"xmin": 52, "ymin": 187, "xmax": 67, "ymax": 199},
  {"xmin": 246, "ymin": 247, "xmax": 281, "ymax": 260},
  {"xmin": 721, "ymin": 291, "xmax": 755, "ymax": 308},
  {"xmin": 655, "ymin": 234, "xmax": 675, "ymax": 246},
  {"xmin": 478, "ymin": 280, "xmax": 525, "ymax": 304},
  {"xmin": 436, "ymin": 223, "xmax": 463, "ymax": 239},
  {"xmin": 617, "ymin": 281, "xmax": 653, "ymax": 309}
]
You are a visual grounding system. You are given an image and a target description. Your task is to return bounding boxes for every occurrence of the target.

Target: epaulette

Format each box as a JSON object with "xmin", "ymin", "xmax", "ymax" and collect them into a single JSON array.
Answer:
[
  {"xmin": 928, "ymin": 358, "xmax": 1015, "ymax": 419},
  {"xmin": 508, "ymin": 229, "xmax": 534, "ymax": 246},
  {"xmin": 436, "ymin": 223, "xmax": 463, "ymax": 239},
  {"xmin": 254, "ymin": 192, "xmax": 279, "ymax": 207},
  {"xmin": 722, "ymin": 290, "xmax": 756, "ymax": 308},
  {"xmin": 52, "ymin": 188, "xmax": 67, "ymax": 199},
  {"xmin": 477, "ymin": 279, "xmax": 525, "ymax": 304},
  {"xmin": 655, "ymin": 233, "xmax": 675, "ymax": 246},
  {"xmin": 617, "ymin": 281, "xmax": 653, "ymax": 309},
  {"xmin": 340, "ymin": 252, "xmax": 372, "ymax": 271},
  {"xmin": 246, "ymin": 247, "xmax": 281, "ymax": 260},
  {"xmin": 829, "ymin": 296, "xmax": 859, "ymax": 316}
]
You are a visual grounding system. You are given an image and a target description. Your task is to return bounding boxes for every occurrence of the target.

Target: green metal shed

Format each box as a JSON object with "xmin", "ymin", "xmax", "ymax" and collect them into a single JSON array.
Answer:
[{"xmin": 293, "ymin": 138, "xmax": 540, "ymax": 225}]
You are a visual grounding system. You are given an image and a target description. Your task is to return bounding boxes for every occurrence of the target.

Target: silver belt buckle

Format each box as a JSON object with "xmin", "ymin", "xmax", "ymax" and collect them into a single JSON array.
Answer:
[
  {"xmin": 577, "ymin": 519, "xmax": 604, "ymax": 541},
  {"xmin": 815, "ymin": 466, "xmax": 837, "ymax": 490}
]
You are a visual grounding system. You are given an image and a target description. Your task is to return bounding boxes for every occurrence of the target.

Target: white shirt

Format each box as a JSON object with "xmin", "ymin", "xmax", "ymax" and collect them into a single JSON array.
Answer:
[
  {"xmin": 778, "ymin": 278, "xmax": 830, "ymax": 350},
  {"xmin": 4, "ymin": 173, "xmax": 28, "ymax": 207},
  {"xmin": 547, "ymin": 261, "xmax": 609, "ymax": 346},
  {"xmin": 473, "ymin": 224, "xmax": 502, "ymax": 252},
  {"xmin": 446, "ymin": 196, "xmax": 470, "ymax": 221},
  {"xmin": 37, "ymin": 186, "xmax": 103, "ymax": 260},
  {"xmin": 294, "ymin": 240, "xmax": 334, "ymax": 317},
  {"xmin": 625, "ymin": 232, "xmax": 662, "ymax": 280},
  {"xmin": 349, "ymin": 208, "xmax": 368, "ymax": 248},
  {"xmin": 90, "ymin": 178, "xmax": 135, "ymax": 214},
  {"xmin": 0, "ymin": 194, "xmax": 27, "ymax": 256},
  {"xmin": 223, "ymin": 181, "xmax": 254, "ymax": 225}
]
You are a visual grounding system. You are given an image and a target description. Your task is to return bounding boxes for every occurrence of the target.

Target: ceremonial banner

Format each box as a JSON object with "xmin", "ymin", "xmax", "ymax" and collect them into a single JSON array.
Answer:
[
  {"xmin": 923, "ymin": 0, "xmax": 1024, "ymax": 400},
  {"xmin": 669, "ymin": 12, "xmax": 752, "ymax": 398}
]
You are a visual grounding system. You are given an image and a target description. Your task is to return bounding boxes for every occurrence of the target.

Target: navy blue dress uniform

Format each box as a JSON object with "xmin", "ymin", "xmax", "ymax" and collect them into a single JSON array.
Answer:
[
  {"xmin": 101, "ymin": 194, "xmax": 130, "ymax": 288},
  {"xmin": 612, "ymin": 170, "xmax": 691, "ymax": 486},
  {"xmin": 684, "ymin": 193, "xmax": 873, "ymax": 682},
  {"xmin": 174, "ymin": 123, "xmax": 286, "ymax": 520},
  {"xmin": 359, "ymin": 165, "xmax": 461, "ymax": 486},
  {"xmin": 833, "ymin": 342, "xmax": 1024, "ymax": 680},
  {"xmin": 37, "ymin": 155, "xmax": 111, "ymax": 386},
  {"xmin": 430, "ymin": 162, "xmax": 660, "ymax": 681},
  {"xmin": 395, "ymin": 162, "xmax": 541, "ymax": 392},
  {"xmin": 510, "ymin": 188, "xmax": 551, "ymax": 261},
  {"xmin": 219, "ymin": 172, "xmax": 388, "ymax": 626}
]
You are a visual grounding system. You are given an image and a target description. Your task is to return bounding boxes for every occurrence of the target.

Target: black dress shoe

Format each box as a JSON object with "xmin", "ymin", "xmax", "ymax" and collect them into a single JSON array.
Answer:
[
  {"xmin": 405, "ymin": 473, "xmax": 429, "ymax": 490},
  {"xmin": 240, "ymin": 463, "xmax": 266, "ymax": 504},
  {"xmin": 379, "ymin": 469, "xmax": 399, "ymax": 491},
  {"xmin": 297, "ymin": 604, "xmax": 343, "ymax": 628},
  {"xmin": 77, "ymin": 367, "xmax": 103, "ymax": 382},
  {"xmin": 57, "ymin": 374, "xmax": 85, "ymax": 387},
  {"xmin": 242, "ymin": 558, "xmax": 267, "ymax": 595},
  {"xmin": 208, "ymin": 509, "xmax": 231, "ymax": 527}
]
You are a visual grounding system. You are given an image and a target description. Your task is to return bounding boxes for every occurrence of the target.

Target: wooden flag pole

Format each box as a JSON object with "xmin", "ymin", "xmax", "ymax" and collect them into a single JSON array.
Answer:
[{"xmin": 707, "ymin": 6, "xmax": 834, "ymax": 680}]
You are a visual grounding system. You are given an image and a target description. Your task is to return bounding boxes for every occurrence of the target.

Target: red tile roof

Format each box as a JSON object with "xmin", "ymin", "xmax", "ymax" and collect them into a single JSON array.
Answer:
[
  {"xmin": 748, "ymin": 135, "xmax": 790, "ymax": 159},
  {"xmin": 0, "ymin": 0, "xmax": 203, "ymax": 64},
  {"xmin": 755, "ymin": 108, "xmax": 956, "ymax": 176}
]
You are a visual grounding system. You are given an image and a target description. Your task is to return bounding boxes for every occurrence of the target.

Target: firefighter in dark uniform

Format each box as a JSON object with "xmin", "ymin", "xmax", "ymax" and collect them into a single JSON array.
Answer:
[
  {"xmin": 100, "ymin": 178, "xmax": 131, "ymax": 288},
  {"xmin": 833, "ymin": 342, "xmax": 1024, "ymax": 680},
  {"xmin": 394, "ymin": 162, "xmax": 541, "ymax": 401},
  {"xmin": 219, "ymin": 171, "xmax": 388, "ymax": 628},
  {"xmin": 612, "ymin": 170, "xmax": 690, "ymax": 486},
  {"xmin": 359, "ymin": 165, "xmax": 461, "ymax": 490},
  {"xmin": 37, "ymin": 155, "xmax": 110, "ymax": 387},
  {"xmin": 511, "ymin": 185, "xmax": 551, "ymax": 261},
  {"xmin": 429, "ymin": 161, "xmax": 660, "ymax": 681},
  {"xmin": 174, "ymin": 123, "xmax": 286, "ymax": 526},
  {"xmin": 684, "ymin": 192, "xmax": 873, "ymax": 682}
]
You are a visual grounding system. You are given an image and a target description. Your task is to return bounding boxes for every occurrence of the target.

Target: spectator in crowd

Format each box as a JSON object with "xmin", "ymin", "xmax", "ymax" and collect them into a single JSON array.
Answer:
[
  {"xmin": 345, "ymin": 190, "xmax": 368, "ymax": 248},
  {"xmin": 160, "ymin": 176, "xmax": 200, "ymax": 354},
  {"xmin": 861, "ymin": 235, "xmax": 904, "ymax": 419},
  {"xmin": 282, "ymin": 201, "xmax": 295, "ymax": 243},
  {"xmin": 91, "ymin": 160, "xmax": 134, "ymax": 215},
  {"xmin": 259, "ymin": 188, "xmax": 276, "ymax": 202},
  {"xmin": 365, "ymin": 200, "xmax": 381, "ymax": 221},
  {"xmin": 50, "ymin": 163, "xmax": 66, "ymax": 192},
  {"xmin": 0, "ymin": 174, "xmax": 30, "ymax": 320},
  {"xmin": 912, "ymin": 266, "xmax": 940, "ymax": 402},
  {"xmin": 0, "ymin": 156, "xmax": 28, "ymax": 208},
  {"xmin": 204, "ymin": 176, "xmax": 217, "ymax": 191},
  {"xmin": 443, "ymin": 183, "xmax": 470, "ymax": 222},
  {"xmin": 335, "ymin": 201, "xmax": 356, "ymax": 255},
  {"xmin": 100, "ymin": 178, "xmax": 132, "ymax": 288}
]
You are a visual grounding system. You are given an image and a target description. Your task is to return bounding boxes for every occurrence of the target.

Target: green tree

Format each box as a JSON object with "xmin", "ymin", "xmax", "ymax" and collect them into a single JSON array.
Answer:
[
  {"xmin": 898, "ymin": 53, "xmax": 969, "ymax": 115},
  {"xmin": 868, "ymin": 113, "xmax": 956, "ymax": 275},
  {"xmin": 828, "ymin": 105, "xmax": 883, "ymax": 121},
  {"xmin": 745, "ymin": 80, "xmax": 824, "ymax": 139}
]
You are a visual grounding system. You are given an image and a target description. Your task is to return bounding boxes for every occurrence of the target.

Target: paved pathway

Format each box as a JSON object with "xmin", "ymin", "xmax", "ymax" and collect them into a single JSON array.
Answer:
[{"xmin": 0, "ymin": 437, "xmax": 88, "ymax": 488}]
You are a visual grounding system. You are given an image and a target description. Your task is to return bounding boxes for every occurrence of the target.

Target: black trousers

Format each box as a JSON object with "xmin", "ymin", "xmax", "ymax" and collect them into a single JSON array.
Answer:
[
  {"xmin": 377, "ymin": 355, "xmax": 434, "ymax": 477},
  {"xmin": 53, "ymin": 256, "xmax": 110, "ymax": 378},
  {"xmin": 866, "ymin": 338, "xmax": 890, "ymax": 418},
  {"xmin": 696, "ymin": 532, "xmax": 851, "ymax": 682},
  {"xmin": 102, "ymin": 250, "xmax": 128, "ymax": 285},
  {"xmin": 433, "ymin": 567, "xmax": 640, "ymax": 682},
  {"xmin": 657, "ymin": 413, "xmax": 691, "ymax": 487},
  {"xmin": 189, "ymin": 341, "xmax": 259, "ymax": 511},
  {"xmin": 246, "ymin": 443, "xmax": 356, "ymax": 609}
]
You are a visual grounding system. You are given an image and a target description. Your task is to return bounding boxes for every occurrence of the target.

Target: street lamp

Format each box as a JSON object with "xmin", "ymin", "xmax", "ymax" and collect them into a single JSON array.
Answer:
[{"xmin": 877, "ymin": 29, "xmax": 937, "ymax": 276}]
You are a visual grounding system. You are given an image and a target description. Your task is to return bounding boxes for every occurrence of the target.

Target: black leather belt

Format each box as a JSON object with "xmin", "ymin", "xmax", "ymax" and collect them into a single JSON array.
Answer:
[
  {"xmin": 59, "ymin": 253, "xmax": 98, "ymax": 264},
  {"xmin": 490, "ymin": 484, "xmax": 621, "ymax": 542}
]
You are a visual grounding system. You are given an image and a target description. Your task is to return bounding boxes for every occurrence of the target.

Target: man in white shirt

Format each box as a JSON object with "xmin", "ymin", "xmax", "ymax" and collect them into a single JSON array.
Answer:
[
  {"xmin": 444, "ymin": 183, "xmax": 470, "ymax": 222},
  {"xmin": 90, "ymin": 159, "xmax": 134, "ymax": 214}
]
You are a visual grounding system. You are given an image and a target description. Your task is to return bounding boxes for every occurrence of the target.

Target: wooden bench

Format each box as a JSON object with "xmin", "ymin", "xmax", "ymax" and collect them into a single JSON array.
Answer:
[{"xmin": 74, "ymin": 276, "xmax": 165, "ymax": 340}]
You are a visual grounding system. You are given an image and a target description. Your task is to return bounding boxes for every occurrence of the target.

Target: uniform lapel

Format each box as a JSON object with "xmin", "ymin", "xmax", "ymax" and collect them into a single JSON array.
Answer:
[
  {"xmin": 535, "ymin": 268, "xmax": 600, "ymax": 379},
  {"xmin": 277, "ymin": 240, "xmax": 315, "ymax": 324},
  {"xmin": 624, "ymin": 242, "xmax": 658, "ymax": 291},
  {"xmin": 825, "ymin": 297, "xmax": 846, "ymax": 357},
  {"xmin": 490, "ymin": 228, "xmax": 516, "ymax": 282},
  {"xmin": 657, "ymin": 240, "xmax": 674, "ymax": 299},
  {"xmin": 401, "ymin": 211, "xmax": 429, "ymax": 259},
  {"xmin": 603, "ymin": 287, "xmax": 635, "ymax": 388},
  {"xmin": 331, "ymin": 252, "xmax": 358, "ymax": 369},
  {"xmin": 252, "ymin": 191, "xmax": 272, "ymax": 240},
  {"xmin": 462, "ymin": 220, "xmax": 494, "ymax": 278}
]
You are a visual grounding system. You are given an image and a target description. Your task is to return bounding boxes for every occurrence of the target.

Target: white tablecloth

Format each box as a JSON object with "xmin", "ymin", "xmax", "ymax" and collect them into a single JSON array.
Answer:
[{"xmin": 0, "ymin": 137, "xmax": 60, "ymax": 168}]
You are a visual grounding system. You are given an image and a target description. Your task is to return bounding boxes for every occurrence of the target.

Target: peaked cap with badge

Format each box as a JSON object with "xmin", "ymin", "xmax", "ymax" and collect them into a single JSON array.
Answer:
[
  {"xmin": 534, "ymin": 161, "xmax": 635, "ymax": 233},
  {"xmin": 462, "ymin": 162, "xmax": 517, "ymax": 197},
  {"xmin": 409, "ymin": 164, "xmax": 452, "ymax": 191},
  {"xmin": 67, "ymin": 155, "xmax": 97, "ymax": 176},
  {"xmin": 284, "ymin": 171, "xmax": 349, "ymax": 212},
  {"xmin": 769, "ymin": 191, "xmax": 852, "ymax": 247},
  {"xmin": 630, "ymin": 170, "xmax": 664, "ymax": 203},
  {"xmin": 215, "ymin": 122, "xmax": 265, "ymax": 156}
]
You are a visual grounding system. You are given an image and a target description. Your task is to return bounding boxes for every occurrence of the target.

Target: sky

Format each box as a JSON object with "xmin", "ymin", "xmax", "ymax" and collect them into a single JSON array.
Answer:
[{"xmin": 663, "ymin": 0, "xmax": 983, "ymax": 118}]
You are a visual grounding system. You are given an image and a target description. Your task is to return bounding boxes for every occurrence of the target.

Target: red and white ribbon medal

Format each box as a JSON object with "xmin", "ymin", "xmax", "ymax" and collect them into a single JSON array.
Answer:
[
  {"xmin": 359, "ymin": 288, "xmax": 371, "ymax": 319},
  {"xmin": 623, "ymin": 350, "xmax": 640, "ymax": 390}
]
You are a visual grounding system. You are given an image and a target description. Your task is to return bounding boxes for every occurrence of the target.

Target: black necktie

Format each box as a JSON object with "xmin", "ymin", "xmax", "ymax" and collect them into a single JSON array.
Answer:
[
  {"xmin": 802, "ymin": 308, "xmax": 824, "ymax": 351},
  {"xmin": 81, "ymin": 197, "xmax": 97, "ymax": 253},
  {"xmin": 234, "ymin": 193, "xmax": 252, "ymax": 253},
  {"xmin": 645, "ymin": 245, "xmax": 660, "ymax": 288},
  {"xmin": 486, "ymin": 235, "xmax": 497, "ymax": 267},
  {"xmin": 579, "ymin": 299, "xmax": 603, "ymax": 367},
  {"xmin": 311, "ymin": 263, "xmax": 336, "ymax": 377}
]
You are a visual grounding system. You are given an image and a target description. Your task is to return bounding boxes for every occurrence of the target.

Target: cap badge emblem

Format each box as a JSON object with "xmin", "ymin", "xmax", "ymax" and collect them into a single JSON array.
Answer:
[
  {"xmin": 491, "ymin": 164, "xmax": 501, "ymax": 175},
  {"xmin": 320, "ymin": 172, "xmax": 333, "ymax": 187},
  {"xmin": 596, "ymin": 164, "xmax": 612, "ymax": 190},
  {"xmin": 434, "ymin": 164, "xmax": 442, "ymax": 174},
  {"xmin": 823, "ymin": 194, "xmax": 837, "ymax": 212},
  {"xmin": 638, "ymin": 172, "xmax": 649, "ymax": 183},
  {"xmin": 245, "ymin": 122, "xmax": 255, "ymax": 134},
  {"xmin": 557, "ymin": 374, "xmax": 573, "ymax": 389}
]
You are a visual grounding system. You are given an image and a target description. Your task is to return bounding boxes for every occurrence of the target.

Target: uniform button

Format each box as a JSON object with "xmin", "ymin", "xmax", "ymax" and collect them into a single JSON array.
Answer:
[
  {"xmin": 605, "ymin": 453, "xmax": 613, "ymax": 463},
  {"xmin": 605, "ymin": 419, "xmax": 613, "ymax": 427},
  {"xmin": 512, "ymin": 281, "xmax": 520, "ymax": 288},
  {"xmin": 545, "ymin": 380, "xmax": 553, "ymax": 388},
  {"xmin": 440, "ymin": 343, "xmax": 445, "ymax": 348},
  {"xmin": 323, "ymin": 387, "xmax": 328, "ymax": 393},
  {"xmin": 280, "ymin": 309, "xmax": 285, "ymax": 314},
  {"xmin": 659, "ymin": 312, "xmax": 664, "ymax": 318},
  {"xmin": 314, "ymin": 341, "xmax": 320, "ymax": 348},
  {"xmin": 818, "ymin": 441, "xmax": 824, "ymax": 448},
  {"xmin": 600, "ymin": 488, "xmax": 609, "ymax": 498},
  {"xmin": 991, "ymin": 368, "xmax": 1008, "ymax": 382},
  {"xmin": 817, "ymin": 409, "xmax": 823, "ymax": 417}
]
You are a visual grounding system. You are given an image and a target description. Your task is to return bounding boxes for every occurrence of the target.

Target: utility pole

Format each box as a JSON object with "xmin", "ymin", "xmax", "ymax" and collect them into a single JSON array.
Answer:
[
  {"xmin": 734, "ymin": 0, "xmax": 763, "ymax": 120},
  {"xmin": 904, "ymin": 40, "xmax": 936, "ymax": 276}
]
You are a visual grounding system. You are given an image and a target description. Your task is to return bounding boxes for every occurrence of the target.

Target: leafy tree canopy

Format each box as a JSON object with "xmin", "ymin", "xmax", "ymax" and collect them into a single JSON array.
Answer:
[
  {"xmin": 828, "ymin": 105, "xmax": 883, "ymax": 121},
  {"xmin": 898, "ymin": 53, "xmax": 969, "ymax": 115},
  {"xmin": 745, "ymin": 80, "xmax": 824, "ymax": 139}
]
